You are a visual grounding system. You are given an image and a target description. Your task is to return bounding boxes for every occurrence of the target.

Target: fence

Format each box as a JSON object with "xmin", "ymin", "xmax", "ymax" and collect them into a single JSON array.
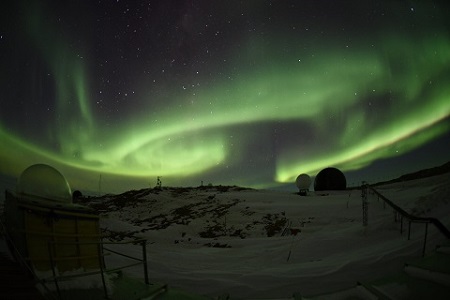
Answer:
[{"xmin": 361, "ymin": 183, "xmax": 450, "ymax": 256}]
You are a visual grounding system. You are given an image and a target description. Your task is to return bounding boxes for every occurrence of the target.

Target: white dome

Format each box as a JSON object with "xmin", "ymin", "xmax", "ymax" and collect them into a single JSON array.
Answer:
[
  {"xmin": 295, "ymin": 173, "xmax": 311, "ymax": 190},
  {"xmin": 17, "ymin": 164, "xmax": 72, "ymax": 203}
]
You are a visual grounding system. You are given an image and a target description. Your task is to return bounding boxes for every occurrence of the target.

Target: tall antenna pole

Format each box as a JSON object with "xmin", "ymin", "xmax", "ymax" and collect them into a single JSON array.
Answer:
[
  {"xmin": 361, "ymin": 181, "xmax": 368, "ymax": 226},
  {"xmin": 99, "ymin": 174, "xmax": 102, "ymax": 194}
]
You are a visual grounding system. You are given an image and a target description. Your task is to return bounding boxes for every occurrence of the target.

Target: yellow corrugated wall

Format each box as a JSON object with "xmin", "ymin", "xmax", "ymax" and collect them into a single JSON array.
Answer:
[{"xmin": 24, "ymin": 209, "xmax": 101, "ymax": 272}]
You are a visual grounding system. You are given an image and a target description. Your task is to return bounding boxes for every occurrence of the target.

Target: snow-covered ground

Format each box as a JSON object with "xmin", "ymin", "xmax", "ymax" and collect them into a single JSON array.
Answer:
[{"xmin": 72, "ymin": 172, "xmax": 450, "ymax": 298}]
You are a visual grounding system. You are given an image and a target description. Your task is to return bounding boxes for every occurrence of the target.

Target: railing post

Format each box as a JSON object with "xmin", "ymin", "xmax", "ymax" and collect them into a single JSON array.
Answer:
[
  {"xmin": 142, "ymin": 240, "xmax": 149, "ymax": 285},
  {"xmin": 97, "ymin": 243, "xmax": 108, "ymax": 299},
  {"xmin": 422, "ymin": 222, "xmax": 429, "ymax": 257},
  {"xmin": 400, "ymin": 216, "xmax": 403, "ymax": 235},
  {"xmin": 48, "ymin": 241, "xmax": 62, "ymax": 299},
  {"xmin": 408, "ymin": 221, "xmax": 412, "ymax": 240}
]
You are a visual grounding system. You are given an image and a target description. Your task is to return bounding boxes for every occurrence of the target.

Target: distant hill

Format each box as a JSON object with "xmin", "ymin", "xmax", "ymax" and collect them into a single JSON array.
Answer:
[{"xmin": 373, "ymin": 161, "xmax": 450, "ymax": 186}]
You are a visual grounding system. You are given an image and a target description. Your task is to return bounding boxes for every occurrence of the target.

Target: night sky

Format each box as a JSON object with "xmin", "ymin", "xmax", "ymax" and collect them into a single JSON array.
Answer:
[{"xmin": 1, "ymin": 0, "xmax": 449, "ymax": 193}]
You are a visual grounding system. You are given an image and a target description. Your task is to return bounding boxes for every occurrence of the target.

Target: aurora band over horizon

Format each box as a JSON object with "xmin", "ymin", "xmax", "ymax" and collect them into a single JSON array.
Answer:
[{"xmin": 1, "ymin": 6, "xmax": 449, "ymax": 192}]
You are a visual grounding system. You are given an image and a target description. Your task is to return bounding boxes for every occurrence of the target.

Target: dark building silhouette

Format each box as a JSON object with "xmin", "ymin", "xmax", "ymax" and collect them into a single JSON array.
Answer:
[
  {"xmin": 314, "ymin": 167, "xmax": 347, "ymax": 191},
  {"xmin": 72, "ymin": 190, "xmax": 83, "ymax": 201}
]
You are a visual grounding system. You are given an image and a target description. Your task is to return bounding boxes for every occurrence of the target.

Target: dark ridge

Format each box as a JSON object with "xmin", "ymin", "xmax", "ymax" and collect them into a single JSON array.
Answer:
[
  {"xmin": 373, "ymin": 161, "xmax": 450, "ymax": 186},
  {"xmin": 83, "ymin": 185, "xmax": 254, "ymax": 200}
]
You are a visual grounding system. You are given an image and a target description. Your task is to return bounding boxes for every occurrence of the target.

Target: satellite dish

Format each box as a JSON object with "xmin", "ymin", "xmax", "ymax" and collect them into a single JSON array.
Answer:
[
  {"xmin": 295, "ymin": 174, "xmax": 311, "ymax": 195},
  {"xmin": 17, "ymin": 164, "xmax": 72, "ymax": 203}
]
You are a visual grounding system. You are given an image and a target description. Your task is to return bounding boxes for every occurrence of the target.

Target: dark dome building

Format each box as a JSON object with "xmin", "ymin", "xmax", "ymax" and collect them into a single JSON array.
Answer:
[{"xmin": 314, "ymin": 167, "xmax": 347, "ymax": 191}]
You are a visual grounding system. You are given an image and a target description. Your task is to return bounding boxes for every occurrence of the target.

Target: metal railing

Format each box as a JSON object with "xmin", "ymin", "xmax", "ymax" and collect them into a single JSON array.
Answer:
[
  {"xmin": 361, "ymin": 183, "xmax": 450, "ymax": 256},
  {"xmin": 44, "ymin": 238, "xmax": 150, "ymax": 299},
  {"xmin": 2, "ymin": 209, "xmax": 152, "ymax": 300}
]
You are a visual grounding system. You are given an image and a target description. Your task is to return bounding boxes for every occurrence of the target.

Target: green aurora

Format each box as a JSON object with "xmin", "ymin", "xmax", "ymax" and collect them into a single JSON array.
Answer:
[{"xmin": 1, "ymin": 1, "xmax": 449, "ymax": 192}]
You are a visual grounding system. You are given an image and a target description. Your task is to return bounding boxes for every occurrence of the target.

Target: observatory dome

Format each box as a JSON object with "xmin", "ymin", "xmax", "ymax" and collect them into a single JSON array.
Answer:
[
  {"xmin": 296, "ymin": 174, "xmax": 311, "ymax": 190},
  {"xmin": 17, "ymin": 164, "xmax": 72, "ymax": 203},
  {"xmin": 314, "ymin": 167, "xmax": 346, "ymax": 191}
]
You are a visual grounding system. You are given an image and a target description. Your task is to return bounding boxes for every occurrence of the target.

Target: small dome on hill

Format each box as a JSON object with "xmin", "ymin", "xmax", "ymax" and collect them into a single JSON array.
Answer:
[
  {"xmin": 314, "ymin": 167, "xmax": 346, "ymax": 191},
  {"xmin": 296, "ymin": 174, "xmax": 311, "ymax": 190},
  {"xmin": 17, "ymin": 164, "xmax": 72, "ymax": 203},
  {"xmin": 296, "ymin": 173, "xmax": 312, "ymax": 196}
]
